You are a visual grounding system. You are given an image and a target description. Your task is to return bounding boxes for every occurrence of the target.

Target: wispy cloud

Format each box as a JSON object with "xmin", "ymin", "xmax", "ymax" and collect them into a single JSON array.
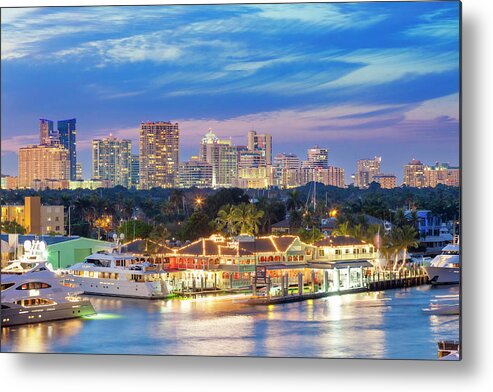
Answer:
[
  {"xmin": 404, "ymin": 6, "xmax": 459, "ymax": 40},
  {"xmin": 175, "ymin": 98, "xmax": 458, "ymax": 150},
  {"xmin": 255, "ymin": 3, "xmax": 388, "ymax": 29},
  {"xmin": 1, "ymin": 134, "xmax": 39, "ymax": 155},
  {"xmin": 319, "ymin": 49, "xmax": 458, "ymax": 88},
  {"xmin": 55, "ymin": 33, "xmax": 182, "ymax": 66},
  {"xmin": 1, "ymin": 6, "xmax": 186, "ymax": 61}
]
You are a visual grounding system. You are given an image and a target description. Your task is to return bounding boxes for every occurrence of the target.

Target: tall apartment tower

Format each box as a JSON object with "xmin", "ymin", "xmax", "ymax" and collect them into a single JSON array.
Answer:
[
  {"xmin": 139, "ymin": 121, "xmax": 180, "ymax": 189},
  {"xmin": 403, "ymin": 159, "xmax": 426, "ymax": 188},
  {"xmin": 247, "ymin": 130, "xmax": 272, "ymax": 164},
  {"xmin": 354, "ymin": 156, "xmax": 381, "ymax": 188},
  {"xmin": 57, "ymin": 119, "xmax": 77, "ymax": 180},
  {"xmin": 178, "ymin": 157, "xmax": 213, "ymax": 188},
  {"xmin": 199, "ymin": 129, "xmax": 237, "ymax": 188},
  {"xmin": 92, "ymin": 135, "xmax": 132, "ymax": 188},
  {"xmin": 273, "ymin": 153, "xmax": 301, "ymax": 188},
  {"xmin": 130, "ymin": 154, "xmax": 140, "ymax": 188},
  {"xmin": 18, "ymin": 145, "xmax": 70, "ymax": 188},
  {"xmin": 39, "ymin": 119, "xmax": 54, "ymax": 145},
  {"xmin": 306, "ymin": 146, "xmax": 329, "ymax": 169}
]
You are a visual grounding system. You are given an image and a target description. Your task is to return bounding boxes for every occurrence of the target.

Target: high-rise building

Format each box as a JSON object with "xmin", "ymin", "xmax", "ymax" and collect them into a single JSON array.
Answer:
[
  {"xmin": 355, "ymin": 156, "xmax": 381, "ymax": 188},
  {"xmin": 424, "ymin": 162, "xmax": 460, "ymax": 187},
  {"xmin": 247, "ymin": 130, "xmax": 272, "ymax": 164},
  {"xmin": 273, "ymin": 153, "xmax": 301, "ymax": 188},
  {"xmin": 139, "ymin": 121, "xmax": 180, "ymax": 189},
  {"xmin": 92, "ymin": 135, "xmax": 132, "ymax": 188},
  {"xmin": 316, "ymin": 167, "xmax": 346, "ymax": 188},
  {"xmin": 403, "ymin": 159, "xmax": 426, "ymax": 188},
  {"xmin": 178, "ymin": 157, "xmax": 213, "ymax": 188},
  {"xmin": 306, "ymin": 146, "xmax": 329, "ymax": 169},
  {"xmin": 75, "ymin": 162, "xmax": 83, "ymax": 181},
  {"xmin": 372, "ymin": 174, "xmax": 397, "ymax": 189},
  {"xmin": 238, "ymin": 150, "xmax": 266, "ymax": 169},
  {"xmin": 130, "ymin": 154, "xmax": 140, "ymax": 188},
  {"xmin": 57, "ymin": 119, "xmax": 77, "ymax": 180},
  {"xmin": 18, "ymin": 145, "xmax": 70, "ymax": 189},
  {"xmin": 39, "ymin": 119, "xmax": 54, "ymax": 145},
  {"xmin": 199, "ymin": 129, "xmax": 237, "ymax": 188}
]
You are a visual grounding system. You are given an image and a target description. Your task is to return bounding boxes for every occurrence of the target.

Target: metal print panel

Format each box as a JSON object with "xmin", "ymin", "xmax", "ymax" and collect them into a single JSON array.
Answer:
[{"xmin": 0, "ymin": 1, "xmax": 461, "ymax": 360}]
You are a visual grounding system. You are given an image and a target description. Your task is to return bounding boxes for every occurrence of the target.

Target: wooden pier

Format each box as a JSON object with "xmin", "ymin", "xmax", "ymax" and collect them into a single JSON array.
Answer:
[
  {"xmin": 366, "ymin": 269, "xmax": 429, "ymax": 291},
  {"xmin": 248, "ymin": 268, "xmax": 429, "ymax": 306}
]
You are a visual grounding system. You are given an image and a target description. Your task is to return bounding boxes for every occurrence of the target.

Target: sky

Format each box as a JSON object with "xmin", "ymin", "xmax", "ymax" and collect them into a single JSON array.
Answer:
[{"xmin": 1, "ymin": 1, "xmax": 460, "ymax": 184}]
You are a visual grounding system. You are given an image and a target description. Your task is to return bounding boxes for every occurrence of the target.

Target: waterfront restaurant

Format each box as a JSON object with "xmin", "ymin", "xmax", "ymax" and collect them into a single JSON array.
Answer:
[
  {"xmin": 309, "ymin": 236, "xmax": 378, "ymax": 292},
  {"xmin": 138, "ymin": 233, "xmax": 378, "ymax": 293},
  {"xmin": 165, "ymin": 234, "xmax": 311, "ymax": 290}
]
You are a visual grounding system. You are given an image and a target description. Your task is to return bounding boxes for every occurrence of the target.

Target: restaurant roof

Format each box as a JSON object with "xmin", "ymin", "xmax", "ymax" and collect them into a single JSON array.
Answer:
[{"xmin": 313, "ymin": 235, "xmax": 367, "ymax": 247}]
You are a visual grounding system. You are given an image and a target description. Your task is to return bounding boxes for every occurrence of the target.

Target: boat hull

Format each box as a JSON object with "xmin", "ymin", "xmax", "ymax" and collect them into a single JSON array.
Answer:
[
  {"xmin": 70, "ymin": 276, "xmax": 170, "ymax": 299},
  {"xmin": 423, "ymin": 266, "xmax": 460, "ymax": 285},
  {"xmin": 1, "ymin": 300, "xmax": 96, "ymax": 327}
]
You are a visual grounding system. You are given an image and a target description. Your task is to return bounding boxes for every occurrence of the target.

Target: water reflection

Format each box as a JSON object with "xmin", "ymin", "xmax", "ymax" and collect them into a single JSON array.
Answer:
[{"xmin": 1, "ymin": 286, "xmax": 459, "ymax": 359}]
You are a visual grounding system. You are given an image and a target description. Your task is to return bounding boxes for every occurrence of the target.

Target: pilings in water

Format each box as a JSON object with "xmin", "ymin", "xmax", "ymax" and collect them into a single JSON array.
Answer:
[
  {"xmin": 248, "ymin": 267, "xmax": 430, "ymax": 305},
  {"xmin": 366, "ymin": 268, "xmax": 429, "ymax": 291}
]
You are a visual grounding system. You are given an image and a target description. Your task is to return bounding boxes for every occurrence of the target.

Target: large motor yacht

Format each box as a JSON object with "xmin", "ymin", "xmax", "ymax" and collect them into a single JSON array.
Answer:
[
  {"xmin": 67, "ymin": 235, "xmax": 171, "ymax": 299},
  {"xmin": 1, "ymin": 240, "xmax": 96, "ymax": 327},
  {"xmin": 423, "ymin": 241, "xmax": 460, "ymax": 285}
]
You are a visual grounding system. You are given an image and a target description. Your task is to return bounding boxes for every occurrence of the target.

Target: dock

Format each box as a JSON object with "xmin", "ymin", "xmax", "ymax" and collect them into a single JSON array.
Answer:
[{"xmin": 247, "ymin": 268, "xmax": 429, "ymax": 306}]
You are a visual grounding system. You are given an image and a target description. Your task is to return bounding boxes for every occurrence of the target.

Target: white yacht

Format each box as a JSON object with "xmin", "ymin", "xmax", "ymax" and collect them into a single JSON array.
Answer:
[
  {"xmin": 67, "ymin": 238, "xmax": 171, "ymax": 299},
  {"xmin": 423, "ymin": 242, "xmax": 460, "ymax": 285},
  {"xmin": 1, "ymin": 240, "xmax": 96, "ymax": 327}
]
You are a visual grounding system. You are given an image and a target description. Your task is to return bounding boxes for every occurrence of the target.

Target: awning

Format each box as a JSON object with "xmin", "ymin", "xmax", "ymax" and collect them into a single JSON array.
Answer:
[{"xmin": 308, "ymin": 260, "xmax": 373, "ymax": 269}]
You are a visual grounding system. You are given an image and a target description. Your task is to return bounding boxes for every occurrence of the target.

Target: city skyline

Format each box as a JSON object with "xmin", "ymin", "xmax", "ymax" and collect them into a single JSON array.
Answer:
[{"xmin": 1, "ymin": 2, "xmax": 459, "ymax": 182}]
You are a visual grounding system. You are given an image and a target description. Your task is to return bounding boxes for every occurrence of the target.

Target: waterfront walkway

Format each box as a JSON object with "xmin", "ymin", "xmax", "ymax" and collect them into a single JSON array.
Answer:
[{"xmin": 173, "ymin": 268, "xmax": 430, "ymax": 305}]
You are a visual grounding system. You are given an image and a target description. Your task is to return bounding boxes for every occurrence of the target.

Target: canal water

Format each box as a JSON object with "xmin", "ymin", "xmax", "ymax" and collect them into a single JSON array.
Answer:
[{"xmin": 1, "ymin": 285, "xmax": 459, "ymax": 359}]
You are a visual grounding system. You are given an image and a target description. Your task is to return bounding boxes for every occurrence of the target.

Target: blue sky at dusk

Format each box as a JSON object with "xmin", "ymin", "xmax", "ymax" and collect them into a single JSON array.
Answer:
[{"xmin": 1, "ymin": 2, "xmax": 460, "ymax": 183}]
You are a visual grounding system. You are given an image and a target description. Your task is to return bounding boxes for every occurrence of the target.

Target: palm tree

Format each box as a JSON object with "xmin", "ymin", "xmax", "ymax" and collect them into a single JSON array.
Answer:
[
  {"xmin": 169, "ymin": 189, "xmax": 185, "ymax": 214},
  {"xmin": 246, "ymin": 204, "xmax": 264, "ymax": 235},
  {"xmin": 332, "ymin": 221, "xmax": 351, "ymax": 236},
  {"xmin": 286, "ymin": 190, "xmax": 302, "ymax": 212},
  {"xmin": 378, "ymin": 236, "xmax": 397, "ymax": 271},
  {"xmin": 216, "ymin": 204, "xmax": 238, "ymax": 237},
  {"xmin": 350, "ymin": 223, "xmax": 365, "ymax": 240},
  {"xmin": 147, "ymin": 224, "xmax": 169, "ymax": 253},
  {"xmin": 396, "ymin": 225, "xmax": 418, "ymax": 272},
  {"xmin": 233, "ymin": 203, "xmax": 264, "ymax": 235},
  {"xmin": 362, "ymin": 224, "xmax": 381, "ymax": 246}
]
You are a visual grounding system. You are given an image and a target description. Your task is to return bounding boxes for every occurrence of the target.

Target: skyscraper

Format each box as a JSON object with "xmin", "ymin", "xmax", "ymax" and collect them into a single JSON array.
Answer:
[
  {"xmin": 372, "ymin": 174, "xmax": 397, "ymax": 189},
  {"xmin": 306, "ymin": 146, "xmax": 329, "ymax": 169},
  {"xmin": 247, "ymin": 130, "xmax": 272, "ymax": 164},
  {"xmin": 178, "ymin": 157, "xmax": 213, "ymax": 188},
  {"xmin": 92, "ymin": 135, "xmax": 132, "ymax": 188},
  {"xmin": 57, "ymin": 118, "xmax": 77, "ymax": 180},
  {"xmin": 39, "ymin": 119, "xmax": 54, "ymax": 145},
  {"xmin": 316, "ymin": 167, "xmax": 346, "ymax": 188},
  {"xmin": 139, "ymin": 121, "xmax": 180, "ymax": 189},
  {"xmin": 199, "ymin": 129, "xmax": 237, "ymax": 188},
  {"xmin": 355, "ymin": 156, "xmax": 381, "ymax": 188},
  {"xmin": 423, "ymin": 162, "xmax": 460, "ymax": 187},
  {"xmin": 18, "ymin": 145, "xmax": 70, "ymax": 189},
  {"xmin": 273, "ymin": 153, "xmax": 301, "ymax": 188},
  {"xmin": 403, "ymin": 159, "xmax": 426, "ymax": 188},
  {"xmin": 131, "ymin": 154, "xmax": 140, "ymax": 188},
  {"xmin": 76, "ymin": 162, "xmax": 83, "ymax": 181}
]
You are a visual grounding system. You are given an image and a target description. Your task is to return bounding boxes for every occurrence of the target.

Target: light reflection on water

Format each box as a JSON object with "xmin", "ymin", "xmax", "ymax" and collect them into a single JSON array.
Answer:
[{"xmin": 1, "ymin": 285, "xmax": 459, "ymax": 359}]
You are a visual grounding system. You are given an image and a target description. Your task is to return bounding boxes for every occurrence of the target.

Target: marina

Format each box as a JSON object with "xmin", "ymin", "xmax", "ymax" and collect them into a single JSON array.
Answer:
[{"xmin": 1, "ymin": 285, "xmax": 459, "ymax": 359}]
